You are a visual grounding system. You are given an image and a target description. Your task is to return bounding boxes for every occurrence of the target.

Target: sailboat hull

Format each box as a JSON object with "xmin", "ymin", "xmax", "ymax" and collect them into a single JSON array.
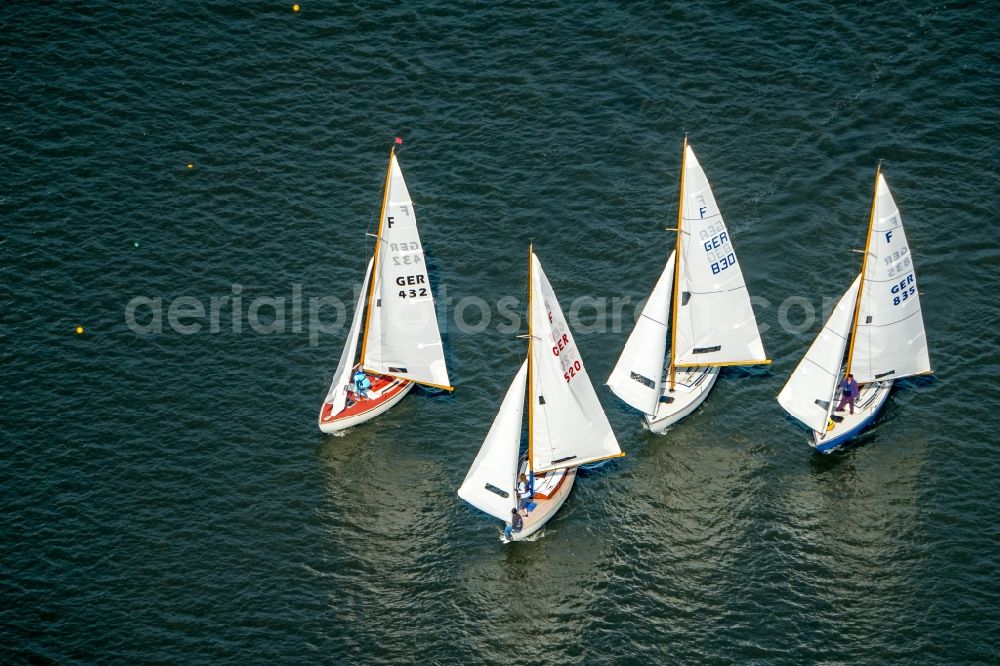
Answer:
[
  {"xmin": 508, "ymin": 465, "xmax": 576, "ymax": 542},
  {"xmin": 645, "ymin": 366, "xmax": 720, "ymax": 434},
  {"xmin": 811, "ymin": 380, "xmax": 893, "ymax": 453},
  {"xmin": 318, "ymin": 369, "xmax": 413, "ymax": 433}
]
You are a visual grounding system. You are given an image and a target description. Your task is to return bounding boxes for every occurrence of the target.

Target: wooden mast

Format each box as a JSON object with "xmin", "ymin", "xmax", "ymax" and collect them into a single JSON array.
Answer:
[
  {"xmin": 526, "ymin": 241, "xmax": 535, "ymax": 479},
  {"xmin": 668, "ymin": 136, "xmax": 688, "ymax": 391},
  {"xmin": 844, "ymin": 162, "xmax": 882, "ymax": 382},
  {"xmin": 358, "ymin": 146, "xmax": 395, "ymax": 366}
]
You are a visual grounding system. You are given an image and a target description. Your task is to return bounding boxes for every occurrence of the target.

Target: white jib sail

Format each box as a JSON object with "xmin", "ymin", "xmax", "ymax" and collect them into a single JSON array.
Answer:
[
  {"xmin": 607, "ymin": 251, "xmax": 675, "ymax": 415},
  {"xmin": 457, "ymin": 361, "xmax": 527, "ymax": 521},
  {"xmin": 362, "ymin": 153, "xmax": 450, "ymax": 387},
  {"xmin": 530, "ymin": 253, "xmax": 622, "ymax": 472},
  {"xmin": 777, "ymin": 275, "xmax": 861, "ymax": 433},
  {"xmin": 672, "ymin": 144, "xmax": 767, "ymax": 366},
  {"xmin": 323, "ymin": 258, "xmax": 374, "ymax": 415},
  {"xmin": 850, "ymin": 173, "xmax": 931, "ymax": 383}
]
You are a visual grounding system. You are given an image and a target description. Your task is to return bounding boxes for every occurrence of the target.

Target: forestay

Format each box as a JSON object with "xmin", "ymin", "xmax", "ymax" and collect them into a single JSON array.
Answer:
[
  {"xmin": 530, "ymin": 253, "xmax": 622, "ymax": 472},
  {"xmin": 849, "ymin": 174, "xmax": 931, "ymax": 383},
  {"xmin": 777, "ymin": 276, "xmax": 860, "ymax": 433},
  {"xmin": 607, "ymin": 252, "xmax": 675, "ymax": 415},
  {"xmin": 458, "ymin": 361, "xmax": 527, "ymax": 521},
  {"xmin": 323, "ymin": 259, "xmax": 373, "ymax": 416},
  {"xmin": 673, "ymin": 145, "xmax": 767, "ymax": 367},
  {"xmin": 362, "ymin": 154, "xmax": 451, "ymax": 387}
]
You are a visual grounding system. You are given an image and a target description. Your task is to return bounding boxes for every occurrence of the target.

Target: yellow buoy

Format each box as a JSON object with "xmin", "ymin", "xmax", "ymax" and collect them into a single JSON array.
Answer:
[
  {"xmin": 186, "ymin": 163, "xmax": 194, "ymax": 169},
  {"xmin": 75, "ymin": 326, "xmax": 84, "ymax": 334},
  {"xmin": 292, "ymin": 3, "xmax": 299, "ymax": 12}
]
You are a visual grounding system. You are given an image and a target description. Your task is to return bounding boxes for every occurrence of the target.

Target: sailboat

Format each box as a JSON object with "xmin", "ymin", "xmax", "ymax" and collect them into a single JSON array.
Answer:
[
  {"xmin": 777, "ymin": 164, "xmax": 931, "ymax": 453},
  {"xmin": 458, "ymin": 246, "xmax": 624, "ymax": 542},
  {"xmin": 607, "ymin": 138, "xmax": 770, "ymax": 433},
  {"xmin": 318, "ymin": 146, "xmax": 452, "ymax": 433}
]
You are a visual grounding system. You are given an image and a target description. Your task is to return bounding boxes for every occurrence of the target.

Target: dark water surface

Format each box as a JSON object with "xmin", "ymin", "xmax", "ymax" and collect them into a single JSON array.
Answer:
[{"xmin": 3, "ymin": 2, "xmax": 998, "ymax": 663}]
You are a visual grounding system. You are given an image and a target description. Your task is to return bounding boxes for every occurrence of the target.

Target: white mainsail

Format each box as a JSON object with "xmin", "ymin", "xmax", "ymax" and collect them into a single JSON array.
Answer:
[
  {"xmin": 849, "ymin": 173, "xmax": 931, "ymax": 383},
  {"xmin": 777, "ymin": 276, "xmax": 861, "ymax": 433},
  {"xmin": 362, "ymin": 153, "xmax": 451, "ymax": 388},
  {"xmin": 607, "ymin": 252, "xmax": 675, "ymax": 415},
  {"xmin": 323, "ymin": 258, "xmax": 373, "ymax": 416},
  {"xmin": 672, "ymin": 145, "xmax": 767, "ymax": 367},
  {"xmin": 530, "ymin": 253, "xmax": 622, "ymax": 473},
  {"xmin": 457, "ymin": 361, "xmax": 527, "ymax": 521}
]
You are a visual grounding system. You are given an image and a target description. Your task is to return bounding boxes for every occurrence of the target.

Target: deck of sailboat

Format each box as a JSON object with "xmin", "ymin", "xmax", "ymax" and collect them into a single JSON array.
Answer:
[
  {"xmin": 511, "ymin": 466, "xmax": 576, "ymax": 542},
  {"xmin": 812, "ymin": 380, "xmax": 893, "ymax": 453},
  {"xmin": 319, "ymin": 370, "xmax": 413, "ymax": 433},
  {"xmin": 647, "ymin": 366, "xmax": 720, "ymax": 433}
]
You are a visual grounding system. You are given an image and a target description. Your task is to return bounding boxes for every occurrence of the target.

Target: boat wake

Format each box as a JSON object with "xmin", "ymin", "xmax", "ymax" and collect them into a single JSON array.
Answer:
[{"xmin": 499, "ymin": 528, "xmax": 546, "ymax": 544}]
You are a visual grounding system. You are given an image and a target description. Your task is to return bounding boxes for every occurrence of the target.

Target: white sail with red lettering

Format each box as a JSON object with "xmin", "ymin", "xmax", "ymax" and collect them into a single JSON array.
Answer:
[{"xmin": 529, "ymin": 252, "xmax": 622, "ymax": 473}]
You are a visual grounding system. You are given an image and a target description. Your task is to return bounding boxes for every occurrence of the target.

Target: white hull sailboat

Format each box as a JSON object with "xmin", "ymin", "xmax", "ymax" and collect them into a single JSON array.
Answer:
[
  {"xmin": 608, "ymin": 138, "xmax": 769, "ymax": 434},
  {"xmin": 777, "ymin": 165, "xmax": 931, "ymax": 453},
  {"xmin": 318, "ymin": 146, "xmax": 452, "ymax": 433},
  {"xmin": 458, "ymin": 246, "xmax": 623, "ymax": 542}
]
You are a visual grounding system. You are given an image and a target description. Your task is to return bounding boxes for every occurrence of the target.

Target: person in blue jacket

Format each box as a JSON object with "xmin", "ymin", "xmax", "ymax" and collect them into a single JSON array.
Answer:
[
  {"xmin": 353, "ymin": 370, "xmax": 372, "ymax": 400},
  {"xmin": 504, "ymin": 508, "xmax": 523, "ymax": 541},
  {"xmin": 516, "ymin": 474, "xmax": 532, "ymax": 513}
]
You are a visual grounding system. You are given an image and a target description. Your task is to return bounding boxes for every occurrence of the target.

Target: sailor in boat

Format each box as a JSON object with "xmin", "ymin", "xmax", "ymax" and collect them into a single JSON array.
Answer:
[
  {"xmin": 516, "ymin": 474, "xmax": 532, "ymax": 516},
  {"xmin": 504, "ymin": 508, "xmax": 524, "ymax": 541},
  {"xmin": 835, "ymin": 373, "xmax": 859, "ymax": 415},
  {"xmin": 353, "ymin": 370, "xmax": 372, "ymax": 400}
]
